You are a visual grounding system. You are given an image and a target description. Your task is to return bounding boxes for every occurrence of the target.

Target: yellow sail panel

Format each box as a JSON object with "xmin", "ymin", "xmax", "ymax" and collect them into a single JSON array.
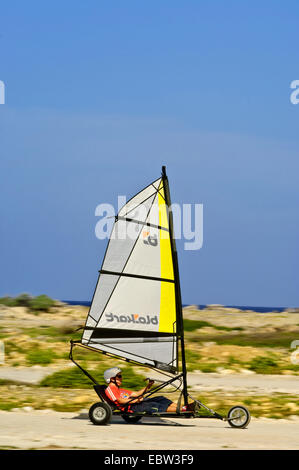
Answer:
[
  {"xmin": 158, "ymin": 184, "xmax": 174, "ymax": 280},
  {"xmin": 158, "ymin": 184, "xmax": 176, "ymax": 333},
  {"xmin": 159, "ymin": 283, "xmax": 176, "ymax": 333}
]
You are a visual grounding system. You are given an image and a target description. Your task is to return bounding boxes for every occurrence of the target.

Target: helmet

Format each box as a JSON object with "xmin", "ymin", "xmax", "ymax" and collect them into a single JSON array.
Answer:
[{"xmin": 104, "ymin": 367, "xmax": 122, "ymax": 384}]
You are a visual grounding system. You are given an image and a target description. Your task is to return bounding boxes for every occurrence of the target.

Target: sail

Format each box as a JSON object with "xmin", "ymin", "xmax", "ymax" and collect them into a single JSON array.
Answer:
[{"xmin": 81, "ymin": 174, "xmax": 179, "ymax": 373}]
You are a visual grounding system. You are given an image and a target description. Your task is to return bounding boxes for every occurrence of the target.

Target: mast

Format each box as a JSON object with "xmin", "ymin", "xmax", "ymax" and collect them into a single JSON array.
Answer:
[{"xmin": 161, "ymin": 166, "xmax": 188, "ymax": 406}]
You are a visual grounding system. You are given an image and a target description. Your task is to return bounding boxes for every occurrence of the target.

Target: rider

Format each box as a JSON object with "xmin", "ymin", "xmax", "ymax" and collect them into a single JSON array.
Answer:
[{"xmin": 104, "ymin": 367, "xmax": 196, "ymax": 414}]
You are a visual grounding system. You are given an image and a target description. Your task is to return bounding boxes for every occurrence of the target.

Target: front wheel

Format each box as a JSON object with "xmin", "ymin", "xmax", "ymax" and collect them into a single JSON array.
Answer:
[
  {"xmin": 89, "ymin": 402, "xmax": 112, "ymax": 425},
  {"xmin": 122, "ymin": 415, "xmax": 142, "ymax": 424},
  {"xmin": 227, "ymin": 406, "xmax": 251, "ymax": 429}
]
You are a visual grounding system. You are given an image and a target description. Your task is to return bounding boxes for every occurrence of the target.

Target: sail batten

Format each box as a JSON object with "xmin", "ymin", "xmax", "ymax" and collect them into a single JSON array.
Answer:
[
  {"xmin": 116, "ymin": 216, "xmax": 169, "ymax": 232},
  {"xmin": 81, "ymin": 172, "xmax": 179, "ymax": 373},
  {"xmin": 100, "ymin": 269, "xmax": 175, "ymax": 283}
]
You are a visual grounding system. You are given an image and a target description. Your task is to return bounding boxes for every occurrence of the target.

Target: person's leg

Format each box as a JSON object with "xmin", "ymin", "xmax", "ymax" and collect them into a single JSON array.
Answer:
[
  {"xmin": 143, "ymin": 396, "xmax": 174, "ymax": 413},
  {"xmin": 144, "ymin": 397, "xmax": 190, "ymax": 412},
  {"xmin": 130, "ymin": 400, "xmax": 158, "ymax": 413},
  {"xmin": 167, "ymin": 401, "xmax": 199, "ymax": 412},
  {"xmin": 166, "ymin": 402, "xmax": 177, "ymax": 412},
  {"xmin": 130, "ymin": 397, "xmax": 169, "ymax": 414},
  {"xmin": 131, "ymin": 396, "xmax": 198, "ymax": 413},
  {"xmin": 149, "ymin": 396, "xmax": 178, "ymax": 412}
]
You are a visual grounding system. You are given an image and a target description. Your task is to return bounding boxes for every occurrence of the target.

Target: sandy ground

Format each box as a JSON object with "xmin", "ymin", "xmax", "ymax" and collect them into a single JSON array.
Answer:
[{"xmin": 0, "ymin": 410, "xmax": 298, "ymax": 450}]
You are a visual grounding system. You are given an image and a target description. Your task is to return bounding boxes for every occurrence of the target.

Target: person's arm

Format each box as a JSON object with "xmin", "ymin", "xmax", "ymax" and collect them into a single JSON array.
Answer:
[
  {"xmin": 117, "ymin": 380, "xmax": 155, "ymax": 404},
  {"xmin": 130, "ymin": 380, "xmax": 155, "ymax": 398},
  {"xmin": 116, "ymin": 395, "xmax": 143, "ymax": 404}
]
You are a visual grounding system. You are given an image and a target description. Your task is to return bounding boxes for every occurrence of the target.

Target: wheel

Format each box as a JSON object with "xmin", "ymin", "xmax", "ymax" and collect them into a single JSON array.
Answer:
[
  {"xmin": 227, "ymin": 406, "xmax": 251, "ymax": 429},
  {"xmin": 89, "ymin": 402, "xmax": 112, "ymax": 425},
  {"xmin": 122, "ymin": 415, "xmax": 142, "ymax": 424}
]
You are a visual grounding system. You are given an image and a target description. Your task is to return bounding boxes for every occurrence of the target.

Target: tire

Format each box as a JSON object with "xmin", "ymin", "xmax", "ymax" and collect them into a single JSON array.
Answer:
[
  {"xmin": 122, "ymin": 415, "xmax": 142, "ymax": 424},
  {"xmin": 227, "ymin": 406, "xmax": 251, "ymax": 429},
  {"xmin": 89, "ymin": 402, "xmax": 112, "ymax": 425}
]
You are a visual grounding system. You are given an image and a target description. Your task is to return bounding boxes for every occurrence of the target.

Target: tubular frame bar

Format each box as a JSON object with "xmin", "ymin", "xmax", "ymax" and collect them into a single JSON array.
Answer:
[
  {"xmin": 115, "ymin": 411, "xmax": 223, "ymax": 420},
  {"xmin": 69, "ymin": 340, "xmax": 99, "ymax": 385},
  {"xmin": 69, "ymin": 341, "xmax": 183, "ymax": 392}
]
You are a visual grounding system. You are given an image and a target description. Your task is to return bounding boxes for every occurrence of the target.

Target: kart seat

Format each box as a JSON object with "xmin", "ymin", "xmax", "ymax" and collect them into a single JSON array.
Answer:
[{"xmin": 93, "ymin": 384, "xmax": 118, "ymax": 410}]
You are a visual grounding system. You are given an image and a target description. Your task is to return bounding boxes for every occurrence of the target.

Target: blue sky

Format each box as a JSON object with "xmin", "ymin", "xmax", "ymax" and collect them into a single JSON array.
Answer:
[{"xmin": 0, "ymin": 1, "xmax": 298, "ymax": 307}]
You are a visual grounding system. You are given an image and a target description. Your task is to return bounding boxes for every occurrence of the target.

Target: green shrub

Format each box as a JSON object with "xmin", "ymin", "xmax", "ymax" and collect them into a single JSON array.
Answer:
[
  {"xmin": 227, "ymin": 355, "xmax": 242, "ymax": 366},
  {"xmin": 40, "ymin": 365, "xmax": 146, "ymax": 389},
  {"xmin": 248, "ymin": 356, "xmax": 280, "ymax": 374},
  {"xmin": 28, "ymin": 295, "xmax": 56, "ymax": 313},
  {"xmin": 4, "ymin": 341, "xmax": 26, "ymax": 355},
  {"xmin": 183, "ymin": 319, "xmax": 243, "ymax": 332},
  {"xmin": 0, "ymin": 402, "xmax": 19, "ymax": 411},
  {"xmin": 213, "ymin": 325, "xmax": 244, "ymax": 332},
  {"xmin": 15, "ymin": 293, "xmax": 33, "ymax": 307},
  {"xmin": 183, "ymin": 319, "xmax": 213, "ymax": 331},
  {"xmin": 185, "ymin": 349, "xmax": 202, "ymax": 370},
  {"xmin": 185, "ymin": 349, "xmax": 202, "ymax": 361},
  {"xmin": 40, "ymin": 367, "xmax": 91, "ymax": 388},
  {"xmin": 197, "ymin": 363, "xmax": 219, "ymax": 373},
  {"xmin": 0, "ymin": 296, "xmax": 18, "ymax": 307},
  {"xmin": 200, "ymin": 332, "xmax": 297, "ymax": 348},
  {"xmin": 0, "ymin": 293, "xmax": 56, "ymax": 313},
  {"xmin": 24, "ymin": 326, "xmax": 67, "ymax": 340},
  {"xmin": 26, "ymin": 349, "xmax": 58, "ymax": 365}
]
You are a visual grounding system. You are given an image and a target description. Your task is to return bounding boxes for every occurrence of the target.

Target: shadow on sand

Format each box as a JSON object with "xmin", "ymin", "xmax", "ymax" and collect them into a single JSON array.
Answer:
[{"xmin": 70, "ymin": 412, "xmax": 195, "ymax": 427}]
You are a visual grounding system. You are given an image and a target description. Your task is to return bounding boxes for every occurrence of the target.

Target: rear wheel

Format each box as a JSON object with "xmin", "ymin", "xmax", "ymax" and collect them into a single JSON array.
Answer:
[
  {"xmin": 227, "ymin": 406, "xmax": 251, "ymax": 429},
  {"xmin": 89, "ymin": 402, "xmax": 112, "ymax": 425},
  {"xmin": 122, "ymin": 415, "xmax": 142, "ymax": 424}
]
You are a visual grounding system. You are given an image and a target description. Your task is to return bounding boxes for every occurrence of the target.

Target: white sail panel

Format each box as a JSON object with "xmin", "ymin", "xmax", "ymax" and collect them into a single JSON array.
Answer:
[
  {"xmin": 84, "ymin": 273, "xmax": 120, "ymax": 342},
  {"xmin": 123, "ymin": 226, "xmax": 161, "ymax": 278},
  {"xmin": 118, "ymin": 178, "xmax": 161, "ymax": 218},
  {"xmin": 85, "ymin": 337, "xmax": 177, "ymax": 369},
  {"xmin": 81, "ymin": 174, "xmax": 178, "ymax": 372},
  {"xmin": 102, "ymin": 194, "xmax": 156, "ymax": 274},
  {"xmin": 96, "ymin": 276, "xmax": 161, "ymax": 331},
  {"xmin": 123, "ymin": 193, "xmax": 163, "ymax": 279}
]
